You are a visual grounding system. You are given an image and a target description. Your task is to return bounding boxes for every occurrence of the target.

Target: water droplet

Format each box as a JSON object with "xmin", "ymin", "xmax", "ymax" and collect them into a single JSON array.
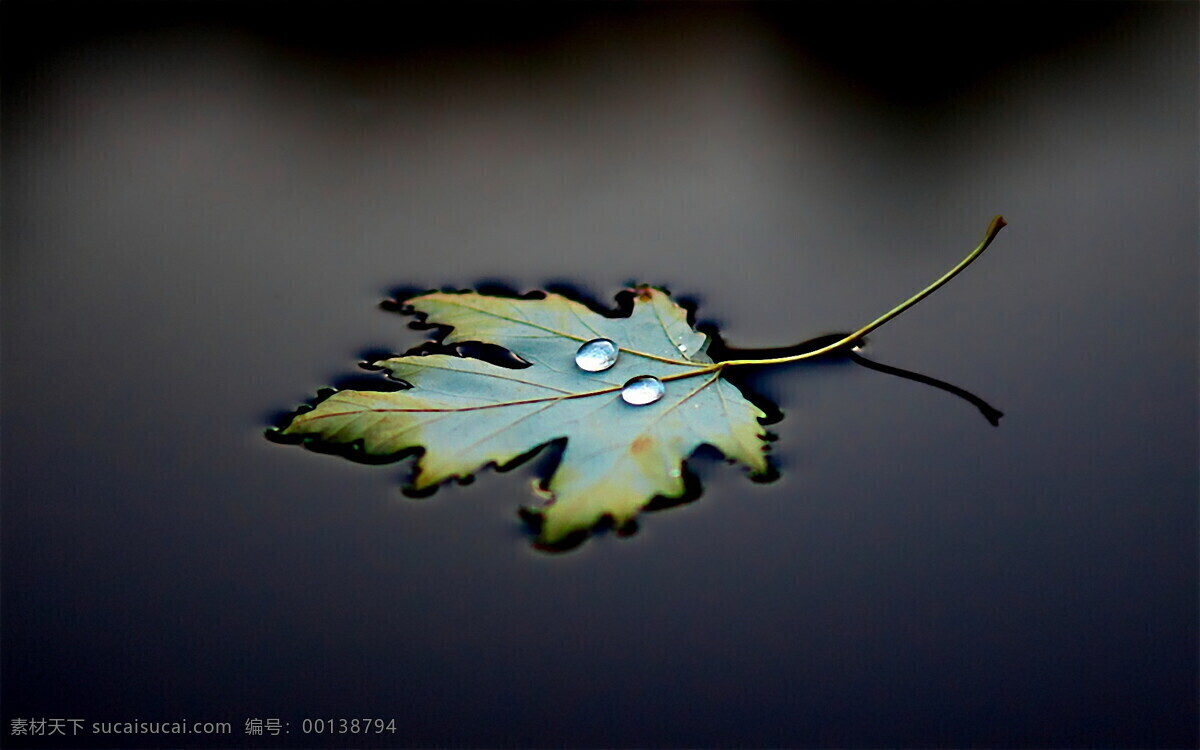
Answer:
[
  {"xmin": 575, "ymin": 338, "xmax": 619, "ymax": 372},
  {"xmin": 678, "ymin": 343, "xmax": 688, "ymax": 353},
  {"xmin": 621, "ymin": 375, "xmax": 665, "ymax": 405}
]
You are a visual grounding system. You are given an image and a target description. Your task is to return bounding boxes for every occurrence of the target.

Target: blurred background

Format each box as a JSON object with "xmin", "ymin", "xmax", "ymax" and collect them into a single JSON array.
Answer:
[{"xmin": 4, "ymin": 3, "xmax": 1196, "ymax": 748}]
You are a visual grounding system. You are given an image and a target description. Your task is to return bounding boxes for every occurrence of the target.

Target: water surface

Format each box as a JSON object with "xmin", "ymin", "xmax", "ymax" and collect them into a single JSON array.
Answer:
[{"xmin": 4, "ymin": 4, "xmax": 1196, "ymax": 748}]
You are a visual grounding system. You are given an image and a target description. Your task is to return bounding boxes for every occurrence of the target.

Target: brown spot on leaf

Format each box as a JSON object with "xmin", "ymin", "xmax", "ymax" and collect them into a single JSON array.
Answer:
[{"xmin": 630, "ymin": 435, "xmax": 653, "ymax": 454}]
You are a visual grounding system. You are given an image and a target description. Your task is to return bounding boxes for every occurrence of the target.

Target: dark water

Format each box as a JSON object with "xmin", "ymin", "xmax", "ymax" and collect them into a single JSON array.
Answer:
[{"xmin": 4, "ymin": 4, "xmax": 1196, "ymax": 748}]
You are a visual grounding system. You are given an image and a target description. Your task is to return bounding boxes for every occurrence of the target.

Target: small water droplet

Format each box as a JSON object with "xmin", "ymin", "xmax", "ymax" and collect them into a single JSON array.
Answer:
[
  {"xmin": 575, "ymin": 338, "xmax": 618, "ymax": 372},
  {"xmin": 678, "ymin": 343, "xmax": 688, "ymax": 353},
  {"xmin": 621, "ymin": 375, "xmax": 665, "ymax": 405}
]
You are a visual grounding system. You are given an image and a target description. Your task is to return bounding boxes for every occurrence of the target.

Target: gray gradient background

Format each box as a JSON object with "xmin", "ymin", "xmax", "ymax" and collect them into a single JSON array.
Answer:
[{"xmin": 4, "ymin": 3, "xmax": 1197, "ymax": 748}]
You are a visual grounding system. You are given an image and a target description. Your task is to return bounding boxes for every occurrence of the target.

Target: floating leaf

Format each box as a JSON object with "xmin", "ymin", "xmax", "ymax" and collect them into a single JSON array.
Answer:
[
  {"xmin": 277, "ymin": 217, "xmax": 1008, "ymax": 548},
  {"xmin": 283, "ymin": 287, "xmax": 769, "ymax": 543}
]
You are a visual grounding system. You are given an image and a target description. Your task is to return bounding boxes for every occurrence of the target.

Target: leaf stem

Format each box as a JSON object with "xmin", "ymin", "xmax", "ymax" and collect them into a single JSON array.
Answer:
[{"xmin": 715, "ymin": 215, "xmax": 1007, "ymax": 369}]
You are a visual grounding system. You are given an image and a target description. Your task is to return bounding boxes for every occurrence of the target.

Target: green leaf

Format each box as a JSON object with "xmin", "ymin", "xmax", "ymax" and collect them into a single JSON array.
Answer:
[
  {"xmin": 279, "ymin": 219, "xmax": 1010, "ymax": 547},
  {"xmin": 283, "ymin": 286, "xmax": 768, "ymax": 544}
]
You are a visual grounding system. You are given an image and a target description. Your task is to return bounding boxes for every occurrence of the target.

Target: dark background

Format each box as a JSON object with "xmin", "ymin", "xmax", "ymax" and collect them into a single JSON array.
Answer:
[{"xmin": 4, "ymin": 3, "xmax": 1196, "ymax": 748}]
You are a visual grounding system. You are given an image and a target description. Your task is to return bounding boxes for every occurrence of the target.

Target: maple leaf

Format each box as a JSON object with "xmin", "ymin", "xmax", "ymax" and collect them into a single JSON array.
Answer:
[
  {"xmin": 283, "ymin": 287, "xmax": 769, "ymax": 543},
  {"xmin": 278, "ymin": 217, "xmax": 1008, "ymax": 548}
]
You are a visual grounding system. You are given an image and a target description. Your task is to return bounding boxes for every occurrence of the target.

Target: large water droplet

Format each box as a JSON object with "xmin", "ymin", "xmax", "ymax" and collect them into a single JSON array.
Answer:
[
  {"xmin": 621, "ymin": 375, "xmax": 665, "ymax": 405},
  {"xmin": 574, "ymin": 338, "xmax": 619, "ymax": 372}
]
